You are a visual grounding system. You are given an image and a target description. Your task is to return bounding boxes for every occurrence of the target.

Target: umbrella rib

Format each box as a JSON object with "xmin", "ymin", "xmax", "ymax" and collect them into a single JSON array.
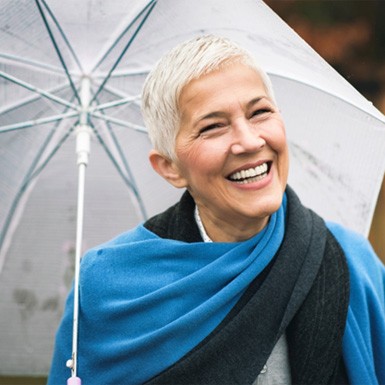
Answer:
[
  {"xmin": 93, "ymin": 95, "xmax": 140, "ymax": 112},
  {"xmin": 0, "ymin": 111, "xmax": 79, "ymax": 133},
  {"xmin": 106, "ymin": 67, "xmax": 151, "ymax": 78},
  {"xmin": 91, "ymin": 0, "xmax": 157, "ymax": 74},
  {"xmin": 35, "ymin": 0, "xmax": 81, "ymax": 104},
  {"xmin": 92, "ymin": 106, "xmax": 148, "ymax": 219},
  {"xmin": 39, "ymin": 0, "xmax": 84, "ymax": 73},
  {"xmin": 0, "ymin": 53, "xmax": 68, "ymax": 77},
  {"xmin": 0, "ymin": 81, "xmax": 71, "ymax": 115},
  {"xmin": 96, "ymin": 83, "xmax": 142, "ymax": 109},
  {"xmin": 90, "ymin": 0, "xmax": 157, "ymax": 104},
  {"xmin": 0, "ymin": 70, "xmax": 78, "ymax": 110},
  {"xmin": 91, "ymin": 112, "xmax": 147, "ymax": 133},
  {"xmin": 88, "ymin": 123, "xmax": 136, "ymax": 190},
  {"xmin": 0, "ymin": 125, "xmax": 75, "ymax": 273},
  {"xmin": 89, "ymin": 122, "xmax": 148, "ymax": 219},
  {"xmin": 100, "ymin": 83, "xmax": 137, "ymax": 100},
  {"xmin": 270, "ymin": 73, "xmax": 385, "ymax": 125},
  {"xmin": 0, "ymin": 88, "xmax": 78, "ymax": 272},
  {"xmin": 19, "ymin": 125, "xmax": 76, "ymax": 188}
]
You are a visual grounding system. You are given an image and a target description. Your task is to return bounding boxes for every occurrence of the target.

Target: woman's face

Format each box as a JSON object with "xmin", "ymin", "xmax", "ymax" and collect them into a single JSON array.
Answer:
[{"xmin": 163, "ymin": 63, "xmax": 289, "ymax": 242}]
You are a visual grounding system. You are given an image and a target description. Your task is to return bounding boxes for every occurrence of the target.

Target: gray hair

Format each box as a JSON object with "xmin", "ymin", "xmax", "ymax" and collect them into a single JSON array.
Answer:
[{"xmin": 141, "ymin": 35, "xmax": 276, "ymax": 160}]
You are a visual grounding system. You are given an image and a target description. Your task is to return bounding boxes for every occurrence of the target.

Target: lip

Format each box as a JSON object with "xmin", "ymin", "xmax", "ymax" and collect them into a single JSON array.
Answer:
[
  {"xmin": 227, "ymin": 167, "xmax": 274, "ymax": 193},
  {"xmin": 226, "ymin": 160, "xmax": 272, "ymax": 179}
]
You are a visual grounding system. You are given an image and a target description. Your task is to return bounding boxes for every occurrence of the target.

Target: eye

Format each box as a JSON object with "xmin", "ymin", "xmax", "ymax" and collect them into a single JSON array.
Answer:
[
  {"xmin": 199, "ymin": 123, "xmax": 224, "ymax": 135},
  {"xmin": 250, "ymin": 108, "xmax": 272, "ymax": 118}
]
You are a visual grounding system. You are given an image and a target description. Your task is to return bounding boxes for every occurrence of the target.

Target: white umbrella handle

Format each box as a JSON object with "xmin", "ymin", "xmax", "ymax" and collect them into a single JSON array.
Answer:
[{"xmin": 66, "ymin": 133, "xmax": 89, "ymax": 385}]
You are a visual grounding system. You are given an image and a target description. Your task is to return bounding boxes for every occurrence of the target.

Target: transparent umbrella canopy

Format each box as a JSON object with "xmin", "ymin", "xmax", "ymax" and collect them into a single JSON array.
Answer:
[{"xmin": 1, "ymin": 0, "xmax": 385, "ymax": 378}]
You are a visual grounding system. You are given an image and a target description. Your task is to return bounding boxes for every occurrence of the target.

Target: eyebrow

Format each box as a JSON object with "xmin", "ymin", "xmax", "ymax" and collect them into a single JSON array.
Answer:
[
  {"xmin": 247, "ymin": 96, "xmax": 266, "ymax": 108},
  {"xmin": 196, "ymin": 96, "xmax": 267, "ymax": 123}
]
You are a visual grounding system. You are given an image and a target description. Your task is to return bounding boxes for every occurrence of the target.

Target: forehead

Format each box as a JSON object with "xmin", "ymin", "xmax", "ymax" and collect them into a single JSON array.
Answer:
[{"xmin": 179, "ymin": 63, "xmax": 268, "ymax": 118}]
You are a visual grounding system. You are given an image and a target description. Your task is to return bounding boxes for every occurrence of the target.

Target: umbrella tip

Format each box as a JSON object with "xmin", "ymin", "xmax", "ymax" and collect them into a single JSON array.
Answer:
[{"xmin": 67, "ymin": 376, "xmax": 82, "ymax": 385}]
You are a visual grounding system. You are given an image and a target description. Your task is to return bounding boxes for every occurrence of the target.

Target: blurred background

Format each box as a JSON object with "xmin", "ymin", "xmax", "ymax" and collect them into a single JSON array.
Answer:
[{"xmin": 1, "ymin": 1, "xmax": 384, "ymax": 384}]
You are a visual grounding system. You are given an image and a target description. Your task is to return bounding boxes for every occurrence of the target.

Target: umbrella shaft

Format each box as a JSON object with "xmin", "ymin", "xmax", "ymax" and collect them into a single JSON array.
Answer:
[{"xmin": 71, "ymin": 161, "xmax": 87, "ymax": 378}]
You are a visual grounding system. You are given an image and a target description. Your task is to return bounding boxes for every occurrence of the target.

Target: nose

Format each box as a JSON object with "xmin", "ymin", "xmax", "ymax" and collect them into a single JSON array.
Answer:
[{"xmin": 230, "ymin": 119, "xmax": 266, "ymax": 155}]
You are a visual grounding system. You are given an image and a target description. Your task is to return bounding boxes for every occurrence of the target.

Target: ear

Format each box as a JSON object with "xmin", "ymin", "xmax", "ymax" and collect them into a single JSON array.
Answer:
[{"xmin": 149, "ymin": 149, "xmax": 188, "ymax": 189}]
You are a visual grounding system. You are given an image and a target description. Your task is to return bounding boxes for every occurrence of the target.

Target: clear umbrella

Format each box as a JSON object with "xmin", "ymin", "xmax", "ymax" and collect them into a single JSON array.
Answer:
[{"xmin": 1, "ymin": 0, "xmax": 385, "ymax": 380}]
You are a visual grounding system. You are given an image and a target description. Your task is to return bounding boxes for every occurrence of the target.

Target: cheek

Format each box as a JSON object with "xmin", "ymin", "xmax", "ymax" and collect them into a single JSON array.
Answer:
[
  {"xmin": 178, "ymin": 140, "xmax": 228, "ymax": 170},
  {"xmin": 266, "ymin": 118, "xmax": 287, "ymax": 146},
  {"xmin": 275, "ymin": 130, "xmax": 289, "ymax": 169},
  {"xmin": 277, "ymin": 136, "xmax": 290, "ymax": 185},
  {"xmin": 263, "ymin": 120, "xmax": 287, "ymax": 150},
  {"xmin": 175, "ymin": 145, "xmax": 206, "ymax": 180},
  {"xmin": 262, "ymin": 122, "xmax": 289, "ymax": 174}
]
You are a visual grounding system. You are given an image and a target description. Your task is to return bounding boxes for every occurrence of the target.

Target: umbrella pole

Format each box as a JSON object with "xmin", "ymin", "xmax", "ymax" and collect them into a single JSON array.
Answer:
[{"xmin": 67, "ymin": 77, "xmax": 91, "ymax": 385}]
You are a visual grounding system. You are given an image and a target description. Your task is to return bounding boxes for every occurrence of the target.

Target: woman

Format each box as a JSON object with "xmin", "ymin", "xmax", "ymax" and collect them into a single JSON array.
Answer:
[{"xmin": 49, "ymin": 35, "xmax": 385, "ymax": 385}]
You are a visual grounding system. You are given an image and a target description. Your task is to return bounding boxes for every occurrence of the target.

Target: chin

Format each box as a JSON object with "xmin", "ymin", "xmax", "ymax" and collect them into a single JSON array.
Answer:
[{"xmin": 252, "ymin": 195, "xmax": 284, "ymax": 218}]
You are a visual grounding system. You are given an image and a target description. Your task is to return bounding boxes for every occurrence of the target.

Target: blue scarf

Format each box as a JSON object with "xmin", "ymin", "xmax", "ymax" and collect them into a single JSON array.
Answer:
[{"xmin": 54, "ymin": 196, "xmax": 286, "ymax": 384}]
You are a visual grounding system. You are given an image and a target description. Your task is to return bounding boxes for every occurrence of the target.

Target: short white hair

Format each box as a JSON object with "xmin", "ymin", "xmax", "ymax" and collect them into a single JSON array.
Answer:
[{"xmin": 141, "ymin": 35, "xmax": 276, "ymax": 160}]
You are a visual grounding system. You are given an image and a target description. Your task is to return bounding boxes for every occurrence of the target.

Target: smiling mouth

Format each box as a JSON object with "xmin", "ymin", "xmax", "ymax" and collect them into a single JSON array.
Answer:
[{"xmin": 228, "ymin": 162, "xmax": 271, "ymax": 184}]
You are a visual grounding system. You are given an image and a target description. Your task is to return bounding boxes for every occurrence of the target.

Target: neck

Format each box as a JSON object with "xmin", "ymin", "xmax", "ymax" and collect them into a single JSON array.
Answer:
[{"xmin": 196, "ymin": 205, "xmax": 269, "ymax": 243}]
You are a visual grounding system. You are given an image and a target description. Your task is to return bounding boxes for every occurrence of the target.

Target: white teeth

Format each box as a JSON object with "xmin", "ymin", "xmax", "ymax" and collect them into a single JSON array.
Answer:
[{"xmin": 229, "ymin": 162, "xmax": 268, "ymax": 182}]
